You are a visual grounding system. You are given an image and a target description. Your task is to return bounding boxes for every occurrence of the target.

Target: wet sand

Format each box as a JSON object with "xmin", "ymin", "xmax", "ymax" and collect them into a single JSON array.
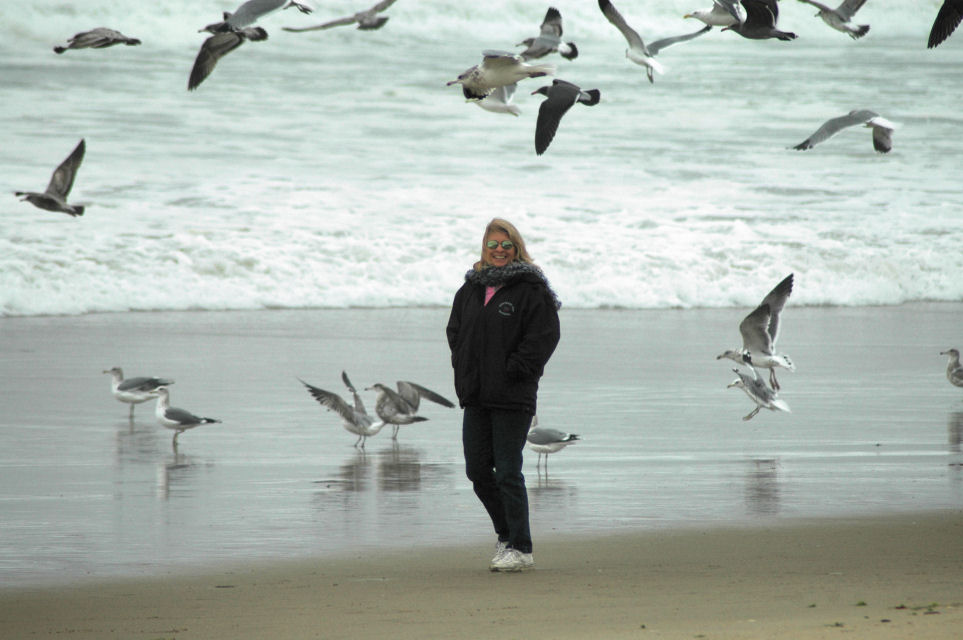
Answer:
[{"xmin": 2, "ymin": 510, "xmax": 961, "ymax": 639}]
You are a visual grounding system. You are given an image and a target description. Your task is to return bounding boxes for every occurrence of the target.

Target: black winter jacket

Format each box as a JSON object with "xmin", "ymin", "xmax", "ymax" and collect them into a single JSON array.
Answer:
[{"xmin": 446, "ymin": 270, "xmax": 560, "ymax": 415}]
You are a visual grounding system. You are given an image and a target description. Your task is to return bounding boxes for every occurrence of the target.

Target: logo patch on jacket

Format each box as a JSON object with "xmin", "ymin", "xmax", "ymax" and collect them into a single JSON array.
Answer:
[{"xmin": 497, "ymin": 301, "xmax": 515, "ymax": 317}]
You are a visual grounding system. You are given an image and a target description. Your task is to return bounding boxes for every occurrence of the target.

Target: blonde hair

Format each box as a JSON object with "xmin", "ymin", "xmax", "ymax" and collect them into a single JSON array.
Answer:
[{"xmin": 474, "ymin": 218, "xmax": 536, "ymax": 271}]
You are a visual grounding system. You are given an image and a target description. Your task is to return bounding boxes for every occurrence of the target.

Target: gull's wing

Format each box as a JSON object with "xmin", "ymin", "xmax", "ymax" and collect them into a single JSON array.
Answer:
[
  {"xmin": 341, "ymin": 371, "xmax": 368, "ymax": 415},
  {"xmin": 929, "ymin": 0, "xmax": 963, "ymax": 48},
  {"xmin": 399, "ymin": 381, "xmax": 455, "ymax": 408},
  {"xmin": 598, "ymin": 0, "xmax": 648, "ymax": 52},
  {"xmin": 45, "ymin": 139, "xmax": 85, "ymax": 199},
  {"xmin": 796, "ymin": 0, "xmax": 833, "ymax": 13},
  {"xmin": 715, "ymin": 0, "xmax": 745, "ymax": 23},
  {"xmin": 739, "ymin": 303, "xmax": 775, "ymax": 355},
  {"xmin": 835, "ymin": 0, "xmax": 868, "ymax": 20},
  {"xmin": 527, "ymin": 427, "xmax": 577, "ymax": 445},
  {"xmin": 164, "ymin": 406, "xmax": 207, "ymax": 425},
  {"xmin": 756, "ymin": 273, "xmax": 793, "ymax": 345},
  {"xmin": 481, "ymin": 50, "xmax": 524, "ymax": 69},
  {"xmin": 227, "ymin": 0, "xmax": 289, "ymax": 27},
  {"xmin": 300, "ymin": 378, "xmax": 359, "ymax": 423},
  {"xmin": 118, "ymin": 376, "xmax": 174, "ymax": 392},
  {"xmin": 867, "ymin": 117, "xmax": 895, "ymax": 153},
  {"xmin": 189, "ymin": 31, "xmax": 244, "ymax": 90},
  {"xmin": 742, "ymin": 0, "xmax": 779, "ymax": 28},
  {"xmin": 648, "ymin": 24, "xmax": 712, "ymax": 55},
  {"xmin": 792, "ymin": 109, "xmax": 878, "ymax": 150},
  {"xmin": 540, "ymin": 6, "xmax": 564, "ymax": 37},
  {"xmin": 534, "ymin": 80, "xmax": 580, "ymax": 155},
  {"xmin": 282, "ymin": 15, "xmax": 357, "ymax": 31},
  {"xmin": 369, "ymin": 0, "xmax": 398, "ymax": 12}
]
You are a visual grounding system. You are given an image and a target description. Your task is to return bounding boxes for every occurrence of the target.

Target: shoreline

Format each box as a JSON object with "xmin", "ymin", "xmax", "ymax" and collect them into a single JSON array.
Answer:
[{"xmin": 3, "ymin": 510, "xmax": 961, "ymax": 639}]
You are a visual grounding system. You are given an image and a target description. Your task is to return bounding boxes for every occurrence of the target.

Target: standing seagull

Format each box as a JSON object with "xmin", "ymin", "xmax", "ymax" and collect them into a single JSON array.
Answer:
[
  {"xmin": 516, "ymin": 7, "xmax": 579, "ymax": 61},
  {"xmin": 153, "ymin": 387, "xmax": 220, "ymax": 449},
  {"xmin": 526, "ymin": 416, "xmax": 580, "ymax": 471},
  {"xmin": 475, "ymin": 83, "xmax": 522, "ymax": 116},
  {"xmin": 282, "ymin": 0, "xmax": 398, "ymax": 32},
  {"xmin": 684, "ymin": 1, "xmax": 745, "ymax": 26},
  {"xmin": 188, "ymin": 27, "xmax": 268, "ymax": 90},
  {"xmin": 531, "ymin": 79, "xmax": 600, "ymax": 155},
  {"xmin": 447, "ymin": 50, "xmax": 555, "ymax": 101},
  {"xmin": 792, "ymin": 109, "xmax": 895, "ymax": 153},
  {"xmin": 717, "ymin": 273, "xmax": 795, "ymax": 391},
  {"xmin": 723, "ymin": 0, "xmax": 797, "ymax": 40},
  {"xmin": 200, "ymin": 0, "xmax": 312, "ymax": 32},
  {"xmin": 103, "ymin": 367, "xmax": 174, "ymax": 420},
  {"xmin": 940, "ymin": 349, "xmax": 963, "ymax": 389},
  {"xmin": 796, "ymin": 0, "xmax": 869, "ymax": 39},
  {"xmin": 727, "ymin": 367, "xmax": 791, "ymax": 421},
  {"xmin": 14, "ymin": 139, "xmax": 86, "ymax": 217},
  {"xmin": 53, "ymin": 28, "xmax": 141, "ymax": 54},
  {"xmin": 928, "ymin": 0, "xmax": 963, "ymax": 48},
  {"xmin": 598, "ymin": 0, "xmax": 712, "ymax": 83},
  {"xmin": 300, "ymin": 372, "xmax": 386, "ymax": 448}
]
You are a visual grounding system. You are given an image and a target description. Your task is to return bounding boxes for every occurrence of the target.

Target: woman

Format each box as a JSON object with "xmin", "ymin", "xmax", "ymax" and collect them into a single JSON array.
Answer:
[{"xmin": 446, "ymin": 218, "xmax": 561, "ymax": 572}]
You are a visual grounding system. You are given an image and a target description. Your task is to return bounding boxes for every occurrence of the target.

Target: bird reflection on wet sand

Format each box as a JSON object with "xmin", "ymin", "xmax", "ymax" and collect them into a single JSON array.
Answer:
[{"xmin": 744, "ymin": 458, "xmax": 781, "ymax": 516}]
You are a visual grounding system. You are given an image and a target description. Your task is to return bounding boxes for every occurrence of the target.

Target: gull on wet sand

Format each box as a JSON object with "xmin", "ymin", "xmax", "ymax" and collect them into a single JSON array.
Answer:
[
  {"xmin": 475, "ymin": 83, "xmax": 522, "ymax": 116},
  {"xmin": 526, "ymin": 416, "xmax": 579, "ymax": 470},
  {"xmin": 940, "ymin": 349, "xmax": 963, "ymax": 389},
  {"xmin": 723, "ymin": 0, "xmax": 797, "ymax": 40},
  {"xmin": 928, "ymin": 0, "xmax": 963, "ymax": 48},
  {"xmin": 447, "ymin": 51, "xmax": 555, "ymax": 101},
  {"xmin": 103, "ymin": 367, "xmax": 174, "ymax": 420},
  {"xmin": 153, "ymin": 387, "xmax": 220, "ymax": 448},
  {"xmin": 188, "ymin": 27, "xmax": 268, "ymax": 90},
  {"xmin": 796, "ymin": 0, "xmax": 870, "ymax": 39},
  {"xmin": 53, "ymin": 28, "xmax": 141, "ymax": 54},
  {"xmin": 792, "ymin": 109, "xmax": 895, "ymax": 153},
  {"xmin": 300, "ymin": 372, "xmax": 386, "ymax": 448},
  {"xmin": 598, "ymin": 0, "xmax": 712, "ymax": 83},
  {"xmin": 516, "ymin": 7, "xmax": 578, "ymax": 61},
  {"xmin": 717, "ymin": 273, "xmax": 795, "ymax": 391},
  {"xmin": 282, "ymin": 0, "xmax": 397, "ymax": 32},
  {"xmin": 727, "ymin": 367, "xmax": 791, "ymax": 421},
  {"xmin": 366, "ymin": 381, "xmax": 454, "ymax": 439},
  {"xmin": 684, "ymin": 0, "xmax": 745, "ymax": 26},
  {"xmin": 14, "ymin": 139, "xmax": 86, "ymax": 217},
  {"xmin": 200, "ymin": 0, "xmax": 312, "ymax": 33},
  {"xmin": 531, "ymin": 79, "xmax": 600, "ymax": 155}
]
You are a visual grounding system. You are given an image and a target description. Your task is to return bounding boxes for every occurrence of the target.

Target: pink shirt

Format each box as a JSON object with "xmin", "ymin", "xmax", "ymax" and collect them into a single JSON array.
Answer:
[{"xmin": 484, "ymin": 285, "xmax": 502, "ymax": 306}]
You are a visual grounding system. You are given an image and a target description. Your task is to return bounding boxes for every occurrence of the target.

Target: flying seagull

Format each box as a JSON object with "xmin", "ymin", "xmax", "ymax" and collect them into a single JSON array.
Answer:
[
  {"xmin": 14, "ymin": 139, "xmax": 86, "ymax": 217},
  {"xmin": 516, "ymin": 7, "xmax": 578, "ymax": 61},
  {"xmin": 282, "ymin": 0, "xmax": 398, "ymax": 32},
  {"xmin": 300, "ymin": 372, "xmax": 386, "ymax": 448},
  {"xmin": 366, "ymin": 381, "xmax": 454, "ymax": 439},
  {"xmin": 103, "ymin": 367, "xmax": 174, "ymax": 420},
  {"xmin": 526, "ymin": 416, "xmax": 580, "ymax": 470},
  {"xmin": 796, "ymin": 0, "xmax": 869, "ymax": 39},
  {"xmin": 727, "ymin": 367, "xmax": 791, "ymax": 421},
  {"xmin": 598, "ymin": 0, "xmax": 712, "ymax": 83},
  {"xmin": 475, "ymin": 82, "xmax": 522, "ymax": 116},
  {"xmin": 53, "ymin": 28, "xmax": 141, "ymax": 54},
  {"xmin": 531, "ymin": 79, "xmax": 600, "ymax": 155},
  {"xmin": 684, "ymin": 0, "xmax": 745, "ymax": 26},
  {"xmin": 447, "ymin": 50, "xmax": 555, "ymax": 101},
  {"xmin": 792, "ymin": 109, "xmax": 895, "ymax": 153},
  {"xmin": 153, "ymin": 387, "xmax": 221, "ymax": 449},
  {"xmin": 723, "ymin": 0, "xmax": 797, "ymax": 40},
  {"xmin": 188, "ymin": 27, "xmax": 268, "ymax": 90},
  {"xmin": 200, "ymin": 0, "xmax": 312, "ymax": 33},
  {"xmin": 941, "ymin": 349, "xmax": 963, "ymax": 389},
  {"xmin": 928, "ymin": 0, "xmax": 963, "ymax": 48},
  {"xmin": 717, "ymin": 273, "xmax": 795, "ymax": 391}
]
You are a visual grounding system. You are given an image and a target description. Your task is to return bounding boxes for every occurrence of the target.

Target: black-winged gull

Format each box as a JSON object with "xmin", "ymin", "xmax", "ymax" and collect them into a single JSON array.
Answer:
[
  {"xmin": 531, "ymin": 79, "xmax": 600, "ymax": 155},
  {"xmin": 727, "ymin": 367, "xmax": 791, "ymax": 421},
  {"xmin": 717, "ymin": 273, "xmax": 795, "ymax": 391},
  {"xmin": 792, "ymin": 109, "xmax": 895, "ymax": 153},
  {"xmin": 188, "ymin": 27, "xmax": 268, "ymax": 91},
  {"xmin": 475, "ymin": 83, "xmax": 522, "ymax": 116},
  {"xmin": 53, "ymin": 28, "xmax": 141, "ymax": 54},
  {"xmin": 516, "ymin": 7, "xmax": 578, "ymax": 61},
  {"xmin": 366, "ymin": 381, "xmax": 454, "ymax": 440},
  {"xmin": 941, "ymin": 349, "xmax": 963, "ymax": 389},
  {"xmin": 928, "ymin": 0, "xmax": 963, "ymax": 48},
  {"xmin": 723, "ymin": 0, "xmax": 797, "ymax": 40},
  {"xmin": 796, "ymin": 0, "xmax": 870, "ymax": 39},
  {"xmin": 153, "ymin": 387, "xmax": 221, "ymax": 448},
  {"xmin": 598, "ymin": 0, "xmax": 712, "ymax": 83},
  {"xmin": 447, "ymin": 50, "xmax": 555, "ymax": 101},
  {"xmin": 684, "ymin": 0, "xmax": 745, "ymax": 26},
  {"xmin": 526, "ymin": 416, "xmax": 580, "ymax": 470},
  {"xmin": 14, "ymin": 139, "xmax": 86, "ymax": 217},
  {"xmin": 282, "ymin": 0, "xmax": 397, "ymax": 32},
  {"xmin": 103, "ymin": 367, "xmax": 174, "ymax": 420},
  {"xmin": 200, "ymin": 0, "xmax": 312, "ymax": 33},
  {"xmin": 300, "ymin": 372, "xmax": 386, "ymax": 448}
]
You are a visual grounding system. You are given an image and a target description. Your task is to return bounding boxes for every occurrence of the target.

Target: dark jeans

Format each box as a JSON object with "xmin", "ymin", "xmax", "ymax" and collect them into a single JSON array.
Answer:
[{"xmin": 462, "ymin": 406, "xmax": 533, "ymax": 554}]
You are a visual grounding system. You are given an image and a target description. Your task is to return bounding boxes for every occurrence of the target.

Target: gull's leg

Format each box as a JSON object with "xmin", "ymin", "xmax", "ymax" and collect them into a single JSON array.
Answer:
[
  {"xmin": 743, "ymin": 406, "xmax": 761, "ymax": 421},
  {"xmin": 770, "ymin": 369, "xmax": 780, "ymax": 391}
]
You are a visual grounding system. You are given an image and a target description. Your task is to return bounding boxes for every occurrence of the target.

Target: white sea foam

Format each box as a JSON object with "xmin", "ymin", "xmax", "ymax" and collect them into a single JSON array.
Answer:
[{"xmin": 1, "ymin": 1, "xmax": 961, "ymax": 316}]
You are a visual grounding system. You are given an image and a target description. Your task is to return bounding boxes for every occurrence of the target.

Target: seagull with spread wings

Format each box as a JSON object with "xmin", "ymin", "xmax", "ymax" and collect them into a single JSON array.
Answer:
[
  {"xmin": 282, "ymin": 0, "xmax": 398, "ymax": 32},
  {"xmin": 14, "ymin": 139, "xmax": 86, "ymax": 217},
  {"xmin": 792, "ymin": 109, "xmax": 895, "ymax": 153},
  {"xmin": 796, "ymin": 0, "xmax": 869, "ymax": 39}
]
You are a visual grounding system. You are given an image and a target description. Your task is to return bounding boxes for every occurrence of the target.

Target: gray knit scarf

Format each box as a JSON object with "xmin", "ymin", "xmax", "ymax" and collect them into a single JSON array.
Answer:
[{"xmin": 465, "ymin": 262, "xmax": 562, "ymax": 310}]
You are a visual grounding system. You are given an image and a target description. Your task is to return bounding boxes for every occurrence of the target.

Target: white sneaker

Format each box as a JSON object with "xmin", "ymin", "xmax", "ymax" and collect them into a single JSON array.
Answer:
[
  {"xmin": 490, "ymin": 548, "xmax": 535, "ymax": 572},
  {"xmin": 489, "ymin": 540, "xmax": 509, "ymax": 571}
]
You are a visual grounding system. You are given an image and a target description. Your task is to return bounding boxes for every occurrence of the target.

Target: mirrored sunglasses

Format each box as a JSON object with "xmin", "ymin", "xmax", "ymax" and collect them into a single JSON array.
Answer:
[{"xmin": 486, "ymin": 240, "xmax": 515, "ymax": 250}]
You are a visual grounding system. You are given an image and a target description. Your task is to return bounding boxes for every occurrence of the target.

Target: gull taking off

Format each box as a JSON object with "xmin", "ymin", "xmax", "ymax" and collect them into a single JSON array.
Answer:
[
  {"xmin": 300, "ymin": 372, "xmax": 386, "ymax": 448},
  {"xmin": 526, "ymin": 416, "xmax": 579, "ymax": 470},
  {"xmin": 717, "ymin": 273, "xmax": 795, "ymax": 391},
  {"xmin": 53, "ymin": 28, "xmax": 141, "ymax": 53},
  {"xmin": 598, "ymin": 0, "xmax": 711, "ymax": 83},
  {"xmin": 941, "ymin": 349, "xmax": 963, "ymax": 389},
  {"xmin": 153, "ymin": 387, "xmax": 220, "ymax": 448},
  {"xmin": 517, "ymin": 7, "xmax": 578, "ymax": 61},
  {"xmin": 684, "ymin": 1, "xmax": 745, "ymax": 26},
  {"xmin": 103, "ymin": 367, "xmax": 174, "ymax": 419},
  {"xmin": 188, "ymin": 27, "xmax": 268, "ymax": 90},
  {"xmin": 447, "ymin": 51, "xmax": 555, "ymax": 101},
  {"xmin": 723, "ymin": 0, "xmax": 797, "ymax": 40},
  {"xmin": 531, "ymin": 79, "xmax": 600, "ymax": 155},
  {"xmin": 792, "ymin": 109, "xmax": 895, "ymax": 153},
  {"xmin": 366, "ymin": 381, "xmax": 454, "ymax": 439},
  {"xmin": 796, "ymin": 0, "xmax": 870, "ymax": 39},
  {"xmin": 727, "ymin": 367, "xmax": 790, "ymax": 421},
  {"xmin": 14, "ymin": 139, "xmax": 86, "ymax": 217},
  {"xmin": 282, "ymin": 0, "xmax": 398, "ymax": 32},
  {"xmin": 201, "ymin": 0, "xmax": 312, "ymax": 32}
]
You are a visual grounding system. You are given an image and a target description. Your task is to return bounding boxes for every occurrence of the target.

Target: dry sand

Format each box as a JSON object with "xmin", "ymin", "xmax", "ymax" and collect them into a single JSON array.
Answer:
[{"xmin": 3, "ymin": 510, "xmax": 961, "ymax": 639}]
